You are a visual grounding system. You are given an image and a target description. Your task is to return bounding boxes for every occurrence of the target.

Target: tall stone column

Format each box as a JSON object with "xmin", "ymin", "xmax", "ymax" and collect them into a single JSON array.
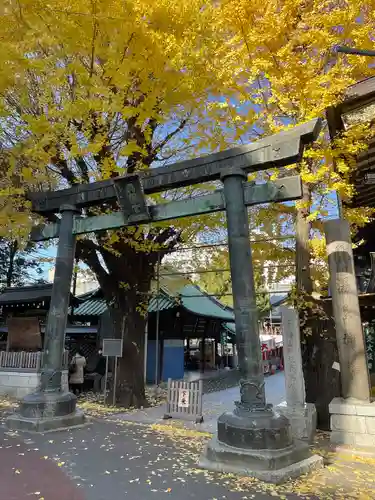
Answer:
[
  {"xmin": 324, "ymin": 219, "xmax": 375, "ymax": 450},
  {"xmin": 7, "ymin": 205, "xmax": 86, "ymax": 432},
  {"xmin": 324, "ymin": 218, "xmax": 370, "ymax": 401},
  {"xmin": 41, "ymin": 205, "xmax": 79, "ymax": 392},
  {"xmin": 221, "ymin": 167, "xmax": 266, "ymax": 412},
  {"xmin": 199, "ymin": 168, "xmax": 323, "ymax": 482},
  {"xmin": 276, "ymin": 306, "xmax": 317, "ymax": 442}
]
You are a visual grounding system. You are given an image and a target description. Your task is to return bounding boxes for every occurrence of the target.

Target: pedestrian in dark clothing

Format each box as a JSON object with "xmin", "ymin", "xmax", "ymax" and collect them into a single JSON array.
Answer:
[{"xmin": 93, "ymin": 350, "xmax": 107, "ymax": 393}]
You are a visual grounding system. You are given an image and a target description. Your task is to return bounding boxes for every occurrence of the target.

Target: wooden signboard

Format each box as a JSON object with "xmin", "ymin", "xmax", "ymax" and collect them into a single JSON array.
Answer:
[{"xmin": 7, "ymin": 317, "xmax": 42, "ymax": 350}]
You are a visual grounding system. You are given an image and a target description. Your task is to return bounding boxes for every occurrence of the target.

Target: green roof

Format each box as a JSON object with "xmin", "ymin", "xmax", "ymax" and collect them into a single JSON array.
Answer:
[
  {"xmin": 148, "ymin": 290, "xmax": 177, "ymax": 312},
  {"xmin": 178, "ymin": 285, "xmax": 234, "ymax": 321},
  {"xmin": 72, "ymin": 281, "xmax": 234, "ymax": 322},
  {"xmin": 71, "ymin": 297, "xmax": 107, "ymax": 317}
]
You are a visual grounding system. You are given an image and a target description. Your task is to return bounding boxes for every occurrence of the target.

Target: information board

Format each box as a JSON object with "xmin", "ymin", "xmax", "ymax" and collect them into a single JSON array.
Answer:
[{"xmin": 102, "ymin": 338, "xmax": 123, "ymax": 358}]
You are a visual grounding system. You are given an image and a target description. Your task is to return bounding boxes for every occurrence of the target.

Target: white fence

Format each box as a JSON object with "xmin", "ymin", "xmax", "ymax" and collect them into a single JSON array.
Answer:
[
  {"xmin": 0, "ymin": 351, "xmax": 69, "ymax": 370},
  {"xmin": 164, "ymin": 378, "xmax": 203, "ymax": 423}
]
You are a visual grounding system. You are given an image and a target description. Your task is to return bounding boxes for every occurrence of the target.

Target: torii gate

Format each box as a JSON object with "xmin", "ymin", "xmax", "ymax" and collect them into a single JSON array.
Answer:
[{"xmin": 8, "ymin": 119, "xmax": 324, "ymax": 482}]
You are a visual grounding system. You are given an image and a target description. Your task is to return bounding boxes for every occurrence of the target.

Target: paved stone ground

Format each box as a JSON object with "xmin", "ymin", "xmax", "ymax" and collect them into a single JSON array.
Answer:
[
  {"xmin": 1, "ymin": 374, "xmax": 375, "ymax": 500},
  {"xmin": 184, "ymin": 369, "xmax": 242, "ymax": 394},
  {"xmin": 2, "ymin": 418, "xmax": 375, "ymax": 500},
  {"xmin": 0, "ymin": 420, "xmax": 274, "ymax": 500},
  {"xmin": 0, "ymin": 430, "xmax": 85, "ymax": 500}
]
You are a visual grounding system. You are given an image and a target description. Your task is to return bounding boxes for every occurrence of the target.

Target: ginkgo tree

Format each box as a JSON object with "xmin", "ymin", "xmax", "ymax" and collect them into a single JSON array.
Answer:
[
  {"xmin": 216, "ymin": 0, "xmax": 375, "ymax": 426},
  {"xmin": 0, "ymin": 0, "xmax": 240, "ymax": 407}
]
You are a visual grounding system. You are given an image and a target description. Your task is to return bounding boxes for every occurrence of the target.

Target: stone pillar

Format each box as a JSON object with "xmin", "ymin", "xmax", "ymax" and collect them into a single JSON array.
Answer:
[
  {"xmin": 276, "ymin": 306, "xmax": 317, "ymax": 442},
  {"xmin": 199, "ymin": 168, "xmax": 323, "ymax": 483},
  {"xmin": 7, "ymin": 205, "xmax": 86, "ymax": 433},
  {"xmin": 221, "ymin": 168, "xmax": 266, "ymax": 412},
  {"xmin": 324, "ymin": 219, "xmax": 370, "ymax": 400},
  {"xmin": 41, "ymin": 205, "xmax": 79, "ymax": 392},
  {"xmin": 324, "ymin": 219, "xmax": 375, "ymax": 450}
]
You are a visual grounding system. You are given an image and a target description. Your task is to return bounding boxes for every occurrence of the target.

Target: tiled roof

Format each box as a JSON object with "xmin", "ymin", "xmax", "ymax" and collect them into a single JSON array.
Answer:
[
  {"xmin": 178, "ymin": 284, "xmax": 234, "ymax": 321},
  {"xmin": 72, "ymin": 281, "xmax": 235, "ymax": 322},
  {"xmin": 0, "ymin": 284, "xmax": 53, "ymax": 305},
  {"xmin": 71, "ymin": 297, "xmax": 108, "ymax": 317},
  {"xmin": 147, "ymin": 291, "xmax": 177, "ymax": 312},
  {"xmin": 72, "ymin": 290, "xmax": 176, "ymax": 317}
]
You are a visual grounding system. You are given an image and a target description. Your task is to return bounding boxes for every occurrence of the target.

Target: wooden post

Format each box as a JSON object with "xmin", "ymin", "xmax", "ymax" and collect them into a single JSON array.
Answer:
[
  {"xmin": 324, "ymin": 219, "xmax": 371, "ymax": 401},
  {"xmin": 201, "ymin": 335, "xmax": 206, "ymax": 373}
]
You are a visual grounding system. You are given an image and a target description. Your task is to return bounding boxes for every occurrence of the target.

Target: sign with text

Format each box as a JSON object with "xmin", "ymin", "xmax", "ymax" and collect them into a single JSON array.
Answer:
[
  {"xmin": 178, "ymin": 388, "xmax": 190, "ymax": 408},
  {"xmin": 102, "ymin": 338, "xmax": 123, "ymax": 358},
  {"xmin": 113, "ymin": 175, "xmax": 150, "ymax": 222},
  {"xmin": 164, "ymin": 379, "xmax": 203, "ymax": 423}
]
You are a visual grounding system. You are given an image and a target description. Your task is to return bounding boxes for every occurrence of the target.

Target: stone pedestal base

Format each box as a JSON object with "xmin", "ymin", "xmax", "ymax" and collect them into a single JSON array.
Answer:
[
  {"xmin": 199, "ymin": 437, "xmax": 323, "ymax": 484},
  {"xmin": 199, "ymin": 409, "xmax": 323, "ymax": 484},
  {"xmin": 6, "ymin": 390, "xmax": 87, "ymax": 433},
  {"xmin": 329, "ymin": 397, "xmax": 375, "ymax": 448},
  {"xmin": 276, "ymin": 402, "xmax": 317, "ymax": 443},
  {"xmin": 6, "ymin": 409, "xmax": 87, "ymax": 433}
]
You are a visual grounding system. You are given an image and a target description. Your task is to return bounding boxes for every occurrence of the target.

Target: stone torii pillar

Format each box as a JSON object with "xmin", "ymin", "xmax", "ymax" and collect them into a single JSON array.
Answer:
[
  {"xmin": 325, "ymin": 219, "xmax": 370, "ymax": 400},
  {"xmin": 7, "ymin": 205, "xmax": 86, "ymax": 432},
  {"xmin": 199, "ymin": 168, "xmax": 323, "ymax": 482},
  {"xmin": 324, "ymin": 219, "xmax": 375, "ymax": 450}
]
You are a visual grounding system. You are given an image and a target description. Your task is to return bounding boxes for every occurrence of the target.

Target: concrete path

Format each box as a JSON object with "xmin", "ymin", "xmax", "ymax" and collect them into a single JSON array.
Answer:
[
  {"xmin": 1, "ymin": 373, "xmax": 375, "ymax": 500},
  {"xmin": 116, "ymin": 371, "xmax": 286, "ymax": 432}
]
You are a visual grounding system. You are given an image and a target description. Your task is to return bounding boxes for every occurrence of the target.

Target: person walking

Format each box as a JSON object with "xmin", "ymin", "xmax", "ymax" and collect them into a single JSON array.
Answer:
[{"xmin": 69, "ymin": 349, "xmax": 86, "ymax": 395}]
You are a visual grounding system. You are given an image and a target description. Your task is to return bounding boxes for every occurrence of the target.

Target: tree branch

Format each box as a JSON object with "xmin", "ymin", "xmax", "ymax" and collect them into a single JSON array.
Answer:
[
  {"xmin": 76, "ymin": 239, "xmax": 110, "ymax": 290},
  {"xmin": 152, "ymin": 117, "xmax": 189, "ymax": 155}
]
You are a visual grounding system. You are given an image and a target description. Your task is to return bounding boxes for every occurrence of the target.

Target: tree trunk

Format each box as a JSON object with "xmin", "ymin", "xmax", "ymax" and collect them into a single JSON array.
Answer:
[
  {"xmin": 6, "ymin": 240, "xmax": 18, "ymax": 287},
  {"xmin": 107, "ymin": 295, "xmax": 148, "ymax": 408},
  {"xmin": 295, "ymin": 182, "xmax": 312, "ymax": 296},
  {"xmin": 78, "ymin": 238, "xmax": 157, "ymax": 409},
  {"xmin": 295, "ymin": 182, "xmax": 340, "ymax": 428},
  {"xmin": 103, "ymin": 273, "xmax": 151, "ymax": 408},
  {"xmin": 302, "ymin": 309, "xmax": 341, "ymax": 430}
]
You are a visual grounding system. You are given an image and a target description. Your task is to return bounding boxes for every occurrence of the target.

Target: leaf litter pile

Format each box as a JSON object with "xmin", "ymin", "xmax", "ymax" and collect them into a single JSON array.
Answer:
[{"xmin": 77, "ymin": 387, "xmax": 167, "ymax": 418}]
